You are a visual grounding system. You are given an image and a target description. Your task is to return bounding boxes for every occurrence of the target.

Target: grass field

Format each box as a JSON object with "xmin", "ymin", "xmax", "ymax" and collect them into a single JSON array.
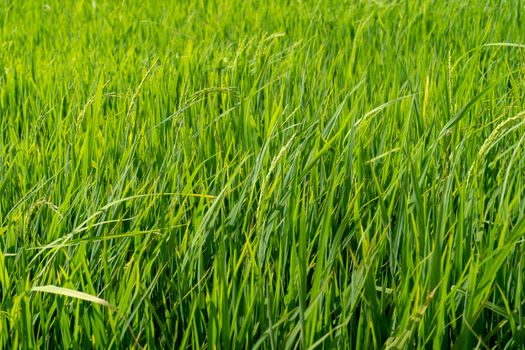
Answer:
[{"xmin": 1, "ymin": 0, "xmax": 525, "ymax": 348}]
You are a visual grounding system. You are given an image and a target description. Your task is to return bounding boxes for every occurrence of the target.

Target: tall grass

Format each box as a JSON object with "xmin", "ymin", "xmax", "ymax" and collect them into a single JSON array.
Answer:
[{"xmin": 1, "ymin": 0, "xmax": 525, "ymax": 348}]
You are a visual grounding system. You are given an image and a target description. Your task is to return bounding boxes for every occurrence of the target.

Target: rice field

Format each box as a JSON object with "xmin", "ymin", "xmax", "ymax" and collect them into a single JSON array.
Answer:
[{"xmin": 1, "ymin": 0, "xmax": 525, "ymax": 348}]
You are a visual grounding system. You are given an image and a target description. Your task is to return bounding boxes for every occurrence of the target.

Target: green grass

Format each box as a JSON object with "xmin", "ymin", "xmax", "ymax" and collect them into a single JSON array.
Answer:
[{"xmin": 1, "ymin": 0, "xmax": 525, "ymax": 348}]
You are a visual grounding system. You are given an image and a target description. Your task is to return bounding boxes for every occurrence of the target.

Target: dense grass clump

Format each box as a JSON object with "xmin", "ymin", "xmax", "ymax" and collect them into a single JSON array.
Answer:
[{"xmin": 1, "ymin": 0, "xmax": 525, "ymax": 348}]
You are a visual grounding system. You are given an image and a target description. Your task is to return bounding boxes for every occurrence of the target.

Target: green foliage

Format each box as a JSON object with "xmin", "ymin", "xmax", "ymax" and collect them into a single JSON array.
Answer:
[{"xmin": 1, "ymin": 0, "xmax": 525, "ymax": 348}]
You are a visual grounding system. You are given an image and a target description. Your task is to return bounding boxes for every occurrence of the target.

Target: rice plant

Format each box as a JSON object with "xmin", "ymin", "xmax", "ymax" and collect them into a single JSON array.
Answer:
[{"xmin": 1, "ymin": 0, "xmax": 525, "ymax": 348}]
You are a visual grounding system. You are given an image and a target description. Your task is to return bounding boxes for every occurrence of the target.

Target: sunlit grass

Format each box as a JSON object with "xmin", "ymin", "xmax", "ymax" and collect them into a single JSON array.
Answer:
[{"xmin": 1, "ymin": 0, "xmax": 525, "ymax": 348}]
